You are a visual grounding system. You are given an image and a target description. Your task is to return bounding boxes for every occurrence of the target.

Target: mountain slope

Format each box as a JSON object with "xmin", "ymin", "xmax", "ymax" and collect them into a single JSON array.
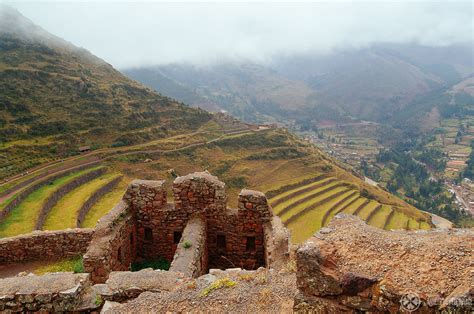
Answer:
[
  {"xmin": 0, "ymin": 6, "xmax": 211, "ymax": 176},
  {"xmin": 124, "ymin": 43, "xmax": 473, "ymax": 124},
  {"xmin": 124, "ymin": 62, "xmax": 315, "ymax": 123},
  {"xmin": 0, "ymin": 6, "xmax": 436, "ymax": 241}
]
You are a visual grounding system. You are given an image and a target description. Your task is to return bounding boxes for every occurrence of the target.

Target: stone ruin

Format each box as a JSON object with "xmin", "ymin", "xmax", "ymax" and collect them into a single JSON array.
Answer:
[
  {"xmin": 0, "ymin": 172, "xmax": 472, "ymax": 313},
  {"xmin": 82, "ymin": 171, "xmax": 290, "ymax": 283},
  {"xmin": 0, "ymin": 171, "xmax": 291, "ymax": 312}
]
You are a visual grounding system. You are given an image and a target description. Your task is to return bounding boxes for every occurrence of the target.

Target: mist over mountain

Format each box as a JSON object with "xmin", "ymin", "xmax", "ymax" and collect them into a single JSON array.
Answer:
[{"xmin": 124, "ymin": 42, "xmax": 473, "ymax": 127}]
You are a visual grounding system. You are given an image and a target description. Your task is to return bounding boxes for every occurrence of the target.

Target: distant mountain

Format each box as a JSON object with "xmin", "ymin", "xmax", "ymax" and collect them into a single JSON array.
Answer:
[
  {"xmin": 391, "ymin": 75, "xmax": 474, "ymax": 132},
  {"xmin": 124, "ymin": 43, "xmax": 473, "ymax": 125},
  {"xmin": 125, "ymin": 63, "xmax": 315, "ymax": 123},
  {"xmin": 0, "ymin": 6, "xmax": 211, "ymax": 145}
]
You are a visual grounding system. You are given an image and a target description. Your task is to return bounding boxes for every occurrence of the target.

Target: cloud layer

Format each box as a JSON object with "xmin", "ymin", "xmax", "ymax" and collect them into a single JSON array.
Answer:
[{"xmin": 4, "ymin": 1, "xmax": 473, "ymax": 68}]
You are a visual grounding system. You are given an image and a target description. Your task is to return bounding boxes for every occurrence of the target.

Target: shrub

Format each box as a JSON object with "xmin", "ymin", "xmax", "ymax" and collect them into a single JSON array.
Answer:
[
  {"xmin": 200, "ymin": 277, "xmax": 237, "ymax": 297},
  {"xmin": 183, "ymin": 240, "xmax": 192, "ymax": 249},
  {"xmin": 73, "ymin": 256, "xmax": 84, "ymax": 273},
  {"xmin": 131, "ymin": 257, "xmax": 170, "ymax": 271}
]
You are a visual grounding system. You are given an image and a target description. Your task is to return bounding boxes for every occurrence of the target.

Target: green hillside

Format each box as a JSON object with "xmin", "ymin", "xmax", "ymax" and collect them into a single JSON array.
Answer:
[
  {"xmin": 0, "ymin": 6, "xmax": 435, "ymax": 243},
  {"xmin": 0, "ymin": 6, "xmax": 211, "ymax": 178}
]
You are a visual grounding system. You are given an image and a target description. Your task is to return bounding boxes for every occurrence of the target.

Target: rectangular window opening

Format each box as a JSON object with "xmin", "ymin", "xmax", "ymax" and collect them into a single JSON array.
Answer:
[
  {"xmin": 118, "ymin": 247, "xmax": 123, "ymax": 263},
  {"xmin": 174, "ymin": 231, "xmax": 182, "ymax": 244},
  {"xmin": 246, "ymin": 236, "xmax": 256, "ymax": 251},
  {"xmin": 144, "ymin": 228, "xmax": 153, "ymax": 242},
  {"xmin": 217, "ymin": 234, "xmax": 226, "ymax": 249}
]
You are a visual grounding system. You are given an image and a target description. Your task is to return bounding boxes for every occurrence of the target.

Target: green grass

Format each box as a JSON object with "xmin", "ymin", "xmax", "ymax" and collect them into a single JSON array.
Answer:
[
  {"xmin": 286, "ymin": 190, "xmax": 356, "ymax": 242},
  {"xmin": 269, "ymin": 177, "xmax": 334, "ymax": 205},
  {"xmin": 279, "ymin": 185, "xmax": 347, "ymax": 221},
  {"xmin": 356, "ymin": 201, "xmax": 380, "ymax": 220},
  {"xmin": 419, "ymin": 221, "xmax": 432, "ymax": 230},
  {"xmin": 385, "ymin": 211, "xmax": 410, "ymax": 230},
  {"xmin": 34, "ymin": 256, "xmax": 84, "ymax": 275},
  {"xmin": 200, "ymin": 277, "xmax": 237, "ymax": 297},
  {"xmin": 272, "ymin": 181, "xmax": 340, "ymax": 215},
  {"xmin": 341, "ymin": 198, "xmax": 367, "ymax": 215},
  {"xmin": 131, "ymin": 257, "xmax": 170, "ymax": 271},
  {"xmin": 0, "ymin": 167, "xmax": 101, "ymax": 238},
  {"xmin": 367, "ymin": 205, "xmax": 392, "ymax": 228},
  {"xmin": 81, "ymin": 179, "xmax": 127, "ymax": 228},
  {"xmin": 321, "ymin": 192, "xmax": 359, "ymax": 227},
  {"xmin": 42, "ymin": 173, "xmax": 122, "ymax": 231}
]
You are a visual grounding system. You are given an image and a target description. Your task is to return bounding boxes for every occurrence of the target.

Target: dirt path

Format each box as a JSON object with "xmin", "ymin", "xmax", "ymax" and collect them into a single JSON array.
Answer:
[{"xmin": 0, "ymin": 260, "xmax": 49, "ymax": 278}]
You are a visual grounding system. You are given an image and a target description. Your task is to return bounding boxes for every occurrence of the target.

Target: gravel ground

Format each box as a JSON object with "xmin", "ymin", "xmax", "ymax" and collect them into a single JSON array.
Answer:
[{"xmin": 107, "ymin": 267, "xmax": 297, "ymax": 313}]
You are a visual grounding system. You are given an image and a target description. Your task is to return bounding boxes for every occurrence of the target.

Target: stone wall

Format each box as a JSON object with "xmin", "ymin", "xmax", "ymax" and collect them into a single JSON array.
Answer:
[
  {"xmin": 170, "ymin": 216, "xmax": 208, "ymax": 278},
  {"xmin": 173, "ymin": 174, "xmax": 270, "ymax": 270},
  {"xmin": 125, "ymin": 179, "xmax": 186, "ymax": 262},
  {"xmin": 294, "ymin": 215, "xmax": 473, "ymax": 313},
  {"xmin": 0, "ymin": 272, "xmax": 92, "ymax": 312},
  {"xmin": 83, "ymin": 201, "xmax": 136, "ymax": 283},
  {"xmin": 0, "ymin": 229, "xmax": 93, "ymax": 264},
  {"xmin": 263, "ymin": 216, "xmax": 291, "ymax": 269},
  {"xmin": 83, "ymin": 171, "xmax": 290, "ymax": 283}
]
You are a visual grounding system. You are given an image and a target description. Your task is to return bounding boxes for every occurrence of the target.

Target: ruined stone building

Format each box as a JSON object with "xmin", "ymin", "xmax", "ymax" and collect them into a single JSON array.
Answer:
[
  {"xmin": 0, "ymin": 172, "xmax": 471, "ymax": 313},
  {"xmin": 83, "ymin": 171, "xmax": 290, "ymax": 282}
]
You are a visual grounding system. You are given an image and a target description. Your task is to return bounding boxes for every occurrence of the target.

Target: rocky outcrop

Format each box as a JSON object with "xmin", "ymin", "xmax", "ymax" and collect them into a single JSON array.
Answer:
[
  {"xmin": 294, "ymin": 214, "xmax": 473, "ymax": 313},
  {"xmin": 93, "ymin": 268, "xmax": 185, "ymax": 303}
]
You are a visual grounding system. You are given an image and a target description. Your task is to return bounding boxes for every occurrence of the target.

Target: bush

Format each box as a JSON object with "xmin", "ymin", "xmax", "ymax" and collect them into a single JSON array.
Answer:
[
  {"xmin": 131, "ymin": 257, "xmax": 170, "ymax": 271},
  {"xmin": 183, "ymin": 240, "xmax": 192, "ymax": 249},
  {"xmin": 73, "ymin": 256, "xmax": 84, "ymax": 273}
]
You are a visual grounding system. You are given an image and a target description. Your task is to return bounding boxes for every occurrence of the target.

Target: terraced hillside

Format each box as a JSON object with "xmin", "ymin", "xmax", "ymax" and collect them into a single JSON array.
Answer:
[
  {"xmin": 0, "ymin": 126, "xmax": 434, "ymax": 241},
  {"xmin": 0, "ymin": 6, "xmax": 211, "ymax": 179},
  {"xmin": 0, "ymin": 7, "xmax": 435, "ymax": 244},
  {"xmin": 0, "ymin": 164, "xmax": 124, "ymax": 237},
  {"xmin": 267, "ymin": 175, "xmax": 432, "ymax": 242}
]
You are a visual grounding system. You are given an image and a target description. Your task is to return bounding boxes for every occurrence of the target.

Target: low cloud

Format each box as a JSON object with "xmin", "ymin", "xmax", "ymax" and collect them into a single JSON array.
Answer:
[{"xmin": 3, "ymin": 1, "xmax": 473, "ymax": 68}]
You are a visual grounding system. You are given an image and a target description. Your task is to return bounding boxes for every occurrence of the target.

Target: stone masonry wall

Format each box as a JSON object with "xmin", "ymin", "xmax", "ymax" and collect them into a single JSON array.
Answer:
[
  {"xmin": 169, "ymin": 216, "xmax": 208, "ymax": 278},
  {"xmin": 125, "ymin": 180, "xmax": 187, "ymax": 262},
  {"xmin": 0, "ymin": 228, "xmax": 93, "ymax": 264},
  {"xmin": 173, "ymin": 174, "xmax": 270, "ymax": 270},
  {"xmin": 0, "ymin": 272, "xmax": 92, "ymax": 312},
  {"xmin": 83, "ymin": 171, "xmax": 289, "ymax": 283},
  {"xmin": 83, "ymin": 201, "xmax": 136, "ymax": 283}
]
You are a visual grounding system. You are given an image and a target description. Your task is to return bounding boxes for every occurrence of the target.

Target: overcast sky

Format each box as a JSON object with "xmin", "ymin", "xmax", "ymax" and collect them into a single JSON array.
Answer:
[{"xmin": 3, "ymin": 0, "xmax": 473, "ymax": 68}]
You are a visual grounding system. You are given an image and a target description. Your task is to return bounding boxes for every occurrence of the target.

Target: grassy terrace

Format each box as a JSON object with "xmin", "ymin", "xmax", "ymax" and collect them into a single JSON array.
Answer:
[
  {"xmin": 81, "ymin": 179, "xmax": 128, "ymax": 228},
  {"xmin": 287, "ymin": 189, "xmax": 357, "ymax": 242},
  {"xmin": 0, "ymin": 167, "xmax": 103, "ymax": 238},
  {"xmin": 42, "ymin": 173, "xmax": 122, "ymax": 231},
  {"xmin": 268, "ymin": 175, "xmax": 431, "ymax": 243},
  {"xmin": 366, "ymin": 205, "xmax": 392, "ymax": 228},
  {"xmin": 272, "ymin": 180, "xmax": 339, "ymax": 215},
  {"xmin": 279, "ymin": 185, "xmax": 349, "ymax": 222}
]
